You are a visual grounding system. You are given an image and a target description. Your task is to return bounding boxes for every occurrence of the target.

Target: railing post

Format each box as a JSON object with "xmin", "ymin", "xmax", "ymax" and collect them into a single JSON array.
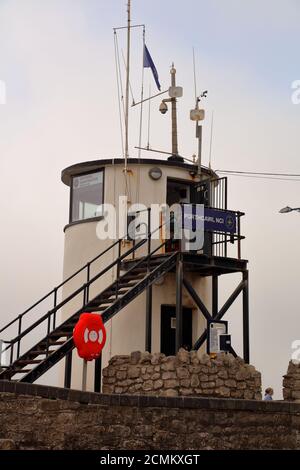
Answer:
[
  {"xmin": 116, "ymin": 240, "xmax": 121, "ymax": 299},
  {"xmin": 94, "ymin": 356, "xmax": 102, "ymax": 393},
  {"xmin": 10, "ymin": 342, "xmax": 14, "ymax": 365},
  {"xmin": 212, "ymin": 275, "xmax": 218, "ymax": 318},
  {"xmin": 17, "ymin": 315, "xmax": 22, "ymax": 358},
  {"xmin": 238, "ymin": 213, "xmax": 241, "ymax": 260},
  {"xmin": 64, "ymin": 350, "xmax": 73, "ymax": 388},
  {"xmin": 175, "ymin": 254, "xmax": 183, "ymax": 352},
  {"xmin": 147, "ymin": 207, "xmax": 151, "ymax": 256},
  {"xmin": 46, "ymin": 313, "xmax": 51, "ymax": 357},
  {"xmin": 53, "ymin": 288, "xmax": 58, "ymax": 330},
  {"xmin": 86, "ymin": 263, "xmax": 91, "ymax": 303},
  {"xmin": 243, "ymin": 270, "xmax": 250, "ymax": 363}
]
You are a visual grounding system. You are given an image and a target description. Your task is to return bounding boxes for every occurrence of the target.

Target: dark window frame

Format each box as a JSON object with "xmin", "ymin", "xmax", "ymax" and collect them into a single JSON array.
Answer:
[{"xmin": 69, "ymin": 168, "xmax": 105, "ymax": 224}]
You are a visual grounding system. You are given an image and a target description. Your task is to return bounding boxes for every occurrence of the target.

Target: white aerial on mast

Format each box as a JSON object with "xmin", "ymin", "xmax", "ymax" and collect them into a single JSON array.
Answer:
[{"xmin": 190, "ymin": 48, "xmax": 207, "ymax": 175}]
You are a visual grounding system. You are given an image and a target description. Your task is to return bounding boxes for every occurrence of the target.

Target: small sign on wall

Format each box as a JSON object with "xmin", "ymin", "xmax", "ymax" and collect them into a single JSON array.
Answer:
[{"xmin": 207, "ymin": 321, "xmax": 228, "ymax": 354}]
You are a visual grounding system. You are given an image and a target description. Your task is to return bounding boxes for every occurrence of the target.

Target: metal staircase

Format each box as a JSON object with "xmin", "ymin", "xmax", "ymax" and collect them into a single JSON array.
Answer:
[{"xmin": 0, "ymin": 215, "xmax": 177, "ymax": 384}]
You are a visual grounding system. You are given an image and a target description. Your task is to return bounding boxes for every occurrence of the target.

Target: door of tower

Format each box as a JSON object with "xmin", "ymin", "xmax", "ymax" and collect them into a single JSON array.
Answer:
[{"xmin": 160, "ymin": 305, "xmax": 193, "ymax": 356}]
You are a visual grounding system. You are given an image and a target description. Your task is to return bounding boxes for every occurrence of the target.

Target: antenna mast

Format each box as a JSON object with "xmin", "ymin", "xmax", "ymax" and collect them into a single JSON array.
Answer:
[{"xmin": 124, "ymin": 0, "xmax": 131, "ymax": 171}]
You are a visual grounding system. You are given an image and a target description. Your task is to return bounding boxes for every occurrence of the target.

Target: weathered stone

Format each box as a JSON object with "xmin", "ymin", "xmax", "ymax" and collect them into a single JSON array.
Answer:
[
  {"xmin": 179, "ymin": 388, "xmax": 194, "ymax": 396},
  {"xmin": 102, "ymin": 384, "xmax": 114, "ymax": 394},
  {"xmin": 217, "ymin": 370, "xmax": 228, "ymax": 379},
  {"xmin": 114, "ymin": 387, "xmax": 124, "ymax": 394},
  {"xmin": 191, "ymin": 374, "xmax": 200, "ymax": 388},
  {"xmin": 108, "ymin": 368, "xmax": 116, "ymax": 377},
  {"xmin": 225, "ymin": 379, "xmax": 237, "ymax": 388},
  {"xmin": 180, "ymin": 379, "xmax": 191, "ymax": 388},
  {"xmin": 230, "ymin": 389, "xmax": 244, "ymax": 399},
  {"xmin": 216, "ymin": 378, "xmax": 224, "ymax": 387},
  {"xmin": 291, "ymin": 390, "xmax": 300, "ymax": 400},
  {"xmin": 154, "ymin": 379, "xmax": 163, "ymax": 390},
  {"xmin": 140, "ymin": 352, "xmax": 152, "ymax": 364},
  {"xmin": 130, "ymin": 351, "xmax": 141, "ymax": 364},
  {"xmin": 199, "ymin": 374, "xmax": 209, "ymax": 382},
  {"xmin": 199, "ymin": 353, "xmax": 211, "ymax": 365},
  {"xmin": 109, "ymin": 355, "xmax": 130, "ymax": 365},
  {"xmin": 151, "ymin": 373, "xmax": 161, "ymax": 381},
  {"xmin": 141, "ymin": 374, "xmax": 151, "ymax": 381},
  {"xmin": 116, "ymin": 370, "xmax": 127, "ymax": 380},
  {"xmin": 161, "ymin": 358, "xmax": 176, "ymax": 371},
  {"xmin": 127, "ymin": 366, "xmax": 140, "ymax": 379},
  {"xmin": 202, "ymin": 381, "xmax": 216, "ymax": 389},
  {"xmin": 106, "ymin": 377, "xmax": 116, "ymax": 384},
  {"xmin": 0, "ymin": 439, "xmax": 16, "ymax": 450},
  {"xmin": 142, "ymin": 380, "xmax": 154, "ymax": 391},
  {"xmin": 244, "ymin": 390, "xmax": 254, "ymax": 400},
  {"xmin": 176, "ymin": 367, "xmax": 189, "ymax": 379},
  {"xmin": 160, "ymin": 388, "xmax": 178, "ymax": 397},
  {"xmin": 237, "ymin": 382, "xmax": 246, "ymax": 390},
  {"xmin": 162, "ymin": 371, "xmax": 177, "ymax": 380},
  {"xmin": 177, "ymin": 348, "xmax": 190, "ymax": 364},
  {"xmin": 151, "ymin": 353, "xmax": 165, "ymax": 365},
  {"xmin": 164, "ymin": 379, "xmax": 179, "ymax": 389},
  {"xmin": 236, "ymin": 368, "xmax": 251, "ymax": 381},
  {"xmin": 216, "ymin": 386, "xmax": 231, "ymax": 398},
  {"xmin": 190, "ymin": 350, "xmax": 200, "ymax": 364}
]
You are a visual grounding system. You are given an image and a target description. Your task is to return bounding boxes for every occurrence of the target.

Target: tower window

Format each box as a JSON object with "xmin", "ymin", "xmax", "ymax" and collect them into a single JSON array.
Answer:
[{"xmin": 70, "ymin": 170, "xmax": 104, "ymax": 222}]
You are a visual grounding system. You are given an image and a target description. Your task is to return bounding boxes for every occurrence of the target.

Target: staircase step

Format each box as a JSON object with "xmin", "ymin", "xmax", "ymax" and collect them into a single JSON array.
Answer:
[
  {"xmin": 50, "ymin": 331, "xmax": 72, "ymax": 338},
  {"xmin": 119, "ymin": 282, "xmax": 137, "ymax": 288},
  {"xmin": 13, "ymin": 368, "xmax": 32, "ymax": 373},
  {"xmin": 124, "ymin": 274, "xmax": 145, "ymax": 281},
  {"xmin": 17, "ymin": 359, "xmax": 41, "ymax": 365},
  {"xmin": 39, "ymin": 339, "xmax": 66, "ymax": 347},
  {"xmin": 103, "ymin": 288, "xmax": 128, "ymax": 295}
]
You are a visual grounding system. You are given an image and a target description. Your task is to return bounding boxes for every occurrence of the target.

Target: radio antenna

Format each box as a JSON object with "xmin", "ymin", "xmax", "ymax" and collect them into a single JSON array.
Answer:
[
  {"xmin": 192, "ymin": 47, "xmax": 197, "ymax": 104},
  {"xmin": 209, "ymin": 111, "xmax": 214, "ymax": 169}
]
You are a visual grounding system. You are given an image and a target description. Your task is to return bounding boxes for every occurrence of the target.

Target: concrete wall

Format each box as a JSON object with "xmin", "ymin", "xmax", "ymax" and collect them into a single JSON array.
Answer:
[{"xmin": 0, "ymin": 381, "xmax": 299, "ymax": 450}]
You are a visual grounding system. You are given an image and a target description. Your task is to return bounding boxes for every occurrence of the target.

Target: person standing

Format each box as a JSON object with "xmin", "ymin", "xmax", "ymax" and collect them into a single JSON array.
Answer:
[{"xmin": 263, "ymin": 387, "xmax": 274, "ymax": 401}]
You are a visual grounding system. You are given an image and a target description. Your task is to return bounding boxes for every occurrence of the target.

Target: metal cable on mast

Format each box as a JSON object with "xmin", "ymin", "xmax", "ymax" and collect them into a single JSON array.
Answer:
[
  {"xmin": 113, "ymin": 31, "xmax": 125, "ymax": 158},
  {"xmin": 136, "ymin": 26, "xmax": 146, "ymax": 203}
]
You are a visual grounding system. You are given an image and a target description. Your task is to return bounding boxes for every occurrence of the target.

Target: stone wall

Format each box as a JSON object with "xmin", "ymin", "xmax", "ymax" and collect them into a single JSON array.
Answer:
[
  {"xmin": 102, "ymin": 349, "xmax": 262, "ymax": 400},
  {"xmin": 283, "ymin": 360, "xmax": 300, "ymax": 401},
  {"xmin": 0, "ymin": 381, "xmax": 299, "ymax": 450}
]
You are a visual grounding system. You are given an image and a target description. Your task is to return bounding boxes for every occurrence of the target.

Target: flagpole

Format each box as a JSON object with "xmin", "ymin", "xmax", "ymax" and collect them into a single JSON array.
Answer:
[{"xmin": 124, "ymin": 0, "xmax": 131, "ymax": 172}]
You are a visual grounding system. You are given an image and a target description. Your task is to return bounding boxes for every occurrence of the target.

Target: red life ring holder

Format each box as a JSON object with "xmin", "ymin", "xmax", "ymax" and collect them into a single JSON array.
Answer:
[{"xmin": 73, "ymin": 313, "xmax": 106, "ymax": 361}]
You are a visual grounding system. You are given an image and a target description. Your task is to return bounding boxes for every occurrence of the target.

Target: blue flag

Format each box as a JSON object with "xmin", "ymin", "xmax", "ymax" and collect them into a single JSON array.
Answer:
[{"xmin": 144, "ymin": 45, "xmax": 161, "ymax": 91}]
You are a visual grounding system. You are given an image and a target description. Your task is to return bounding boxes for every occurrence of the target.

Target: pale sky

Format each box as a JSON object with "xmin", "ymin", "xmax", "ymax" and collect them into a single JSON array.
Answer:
[{"xmin": 0, "ymin": 0, "xmax": 300, "ymax": 397}]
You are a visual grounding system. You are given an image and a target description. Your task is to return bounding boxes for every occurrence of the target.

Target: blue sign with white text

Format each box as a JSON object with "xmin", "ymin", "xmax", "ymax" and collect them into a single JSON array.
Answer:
[{"xmin": 183, "ymin": 205, "xmax": 236, "ymax": 234}]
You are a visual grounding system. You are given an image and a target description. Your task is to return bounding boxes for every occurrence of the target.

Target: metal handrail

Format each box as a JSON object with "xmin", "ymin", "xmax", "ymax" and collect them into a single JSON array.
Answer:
[
  {"xmin": 0, "ymin": 209, "xmax": 167, "ymax": 357},
  {"xmin": 0, "ymin": 208, "xmax": 160, "ymax": 337}
]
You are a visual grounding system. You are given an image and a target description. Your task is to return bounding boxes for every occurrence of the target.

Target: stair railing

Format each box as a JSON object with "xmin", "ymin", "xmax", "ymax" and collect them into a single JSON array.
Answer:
[{"xmin": 0, "ymin": 208, "xmax": 166, "ymax": 367}]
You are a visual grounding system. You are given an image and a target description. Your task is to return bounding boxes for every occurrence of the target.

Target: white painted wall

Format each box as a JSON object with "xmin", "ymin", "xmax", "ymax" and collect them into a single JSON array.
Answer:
[{"xmin": 60, "ymin": 162, "xmax": 212, "ymax": 390}]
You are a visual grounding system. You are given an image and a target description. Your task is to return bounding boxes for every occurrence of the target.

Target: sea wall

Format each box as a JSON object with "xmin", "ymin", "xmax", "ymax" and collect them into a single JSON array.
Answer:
[{"xmin": 0, "ymin": 381, "xmax": 299, "ymax": 450}]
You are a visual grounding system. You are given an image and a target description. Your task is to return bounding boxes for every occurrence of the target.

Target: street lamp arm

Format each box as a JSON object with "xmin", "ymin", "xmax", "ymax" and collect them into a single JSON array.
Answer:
[{"xmin": 279, "ymin": 206, "xmax": 300, "ymax": 213}]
